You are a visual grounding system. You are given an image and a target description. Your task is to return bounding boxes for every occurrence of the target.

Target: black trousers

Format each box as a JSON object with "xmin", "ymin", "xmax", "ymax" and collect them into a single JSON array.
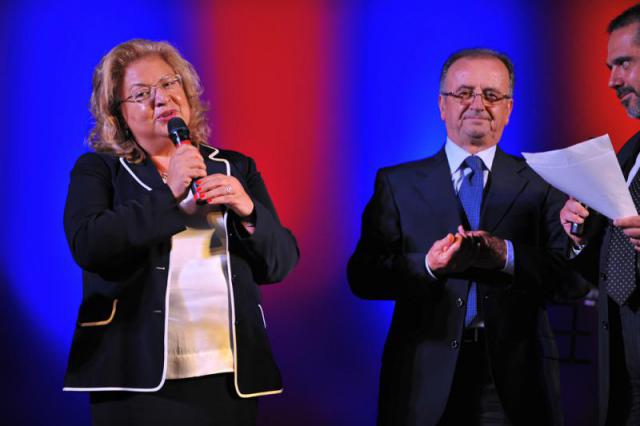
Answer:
[
  {"xmin": 619, "ymin": 294, "xmax": 640, "ymax": 426},
  {"xmin": 438, "ymin": 329, "xmax": 511, "ymax": 426},
  {"xmin": 90, "ymin": 373, "xmax": 258, "ymax": 426}
]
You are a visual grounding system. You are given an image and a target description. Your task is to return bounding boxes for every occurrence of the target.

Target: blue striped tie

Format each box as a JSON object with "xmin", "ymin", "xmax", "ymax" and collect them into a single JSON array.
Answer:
[{"xmin": 458, "ymin": 156, "xmax": 484, "ymax": 326}]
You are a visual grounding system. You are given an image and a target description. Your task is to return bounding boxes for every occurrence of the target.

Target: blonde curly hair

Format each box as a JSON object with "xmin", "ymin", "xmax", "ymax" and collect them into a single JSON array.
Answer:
[{"xmin": 88, "ymin": 39, "xmax": 210, "ymax": 163}]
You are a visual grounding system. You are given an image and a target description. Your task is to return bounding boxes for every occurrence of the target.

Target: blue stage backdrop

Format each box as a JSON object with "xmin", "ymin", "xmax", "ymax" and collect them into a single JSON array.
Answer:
[{"xmin": 1, "ymin": 1, "xmax": 637, "ymax": 425}]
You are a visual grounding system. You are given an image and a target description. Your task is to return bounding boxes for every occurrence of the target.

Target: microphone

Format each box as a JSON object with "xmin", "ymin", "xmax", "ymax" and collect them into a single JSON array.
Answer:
[
  {"xmin": 570, "ymin": 222, "xmax": 584, "ymax": 236},
  {"xmin": 167, "ymin": 117, "xmax": 205, "ymax": 204},
  {"xmin": 569, "ymin": 201, "xmax": 588, "ymax": 237}
]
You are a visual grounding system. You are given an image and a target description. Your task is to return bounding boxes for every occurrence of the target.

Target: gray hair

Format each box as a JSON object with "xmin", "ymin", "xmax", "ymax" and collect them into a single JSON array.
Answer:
[{"xmin": 440, "ymin": 48, "xmax": 515, "ymax": 95}]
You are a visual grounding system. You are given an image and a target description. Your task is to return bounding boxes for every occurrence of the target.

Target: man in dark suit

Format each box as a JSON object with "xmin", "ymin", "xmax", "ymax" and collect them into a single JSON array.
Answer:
[
  {"xmin": 560, "ymin": 4, "xmax": 640, "ymax": 425},
  {"xmin": 348, "ymin": 48, "xmax": 586, "ymax": 425}
]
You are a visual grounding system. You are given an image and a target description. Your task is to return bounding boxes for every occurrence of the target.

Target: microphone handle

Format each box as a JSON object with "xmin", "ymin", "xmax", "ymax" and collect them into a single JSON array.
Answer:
[
  {"xmin": 173, "ymin": 138, "xmax": 206, "ymax": 205},
  {"xmin": 570, "ymin": 222, "xmax": 584, "ymax": 236},
  {"xmin": 569, "ymin": 202, "xmax": 589, "ymax": 237}
]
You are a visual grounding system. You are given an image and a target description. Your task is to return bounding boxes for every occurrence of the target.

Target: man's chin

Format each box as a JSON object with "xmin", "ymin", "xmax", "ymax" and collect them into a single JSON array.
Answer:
[
  {"xmin": 625, "ymin": 102, "xmax": 640, "ymax": 119},
  {"xmin": 463, "ymin": 128, "xmax": 489, "ymax": 141}
]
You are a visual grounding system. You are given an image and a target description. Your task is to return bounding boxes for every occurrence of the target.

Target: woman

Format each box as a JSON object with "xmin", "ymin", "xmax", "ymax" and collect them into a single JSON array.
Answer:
[{"xmin": 63, "ymin": 39, "xmax": 299, "ymax": 426}]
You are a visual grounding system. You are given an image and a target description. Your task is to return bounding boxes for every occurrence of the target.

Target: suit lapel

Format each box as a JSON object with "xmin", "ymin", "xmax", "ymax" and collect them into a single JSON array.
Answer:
[
  {"xmin": 126, "ymin": 157, "xmax": 166, "ymax": 190},
  {"xmin": 480, "ymin": 148, "xmax": 528, "ymax": 232},
  {"xmin": 201, "ymin": 145, "xmax": 229, "ymax": 176},
  {"xmin": 413, "ymin": 149, "xmax": 465, "ymax": 233},
  {"xmin": 619, "ymin": 132, "xmax": 640, "ymax": 178}
]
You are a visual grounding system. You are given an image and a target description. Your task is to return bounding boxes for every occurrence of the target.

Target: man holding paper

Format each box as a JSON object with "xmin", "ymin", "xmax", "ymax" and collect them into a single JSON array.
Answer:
[
  {"xmin": 560, "ymin": 4, "xmax": 640, "ymax": 425},
  {"xmin": 349, "ymin": 48, "xmax": 585, "ymax": 425}
]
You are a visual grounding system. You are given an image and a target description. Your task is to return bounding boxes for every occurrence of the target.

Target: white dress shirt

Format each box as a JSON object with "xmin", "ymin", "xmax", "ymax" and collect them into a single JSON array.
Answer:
[
  {"xmin": 627, "ymin": 152, "xmax": 640, "ymax": 185},
  {"xmin": 425, "ymin": 139, "xmax": 514, "ymax": 277}
]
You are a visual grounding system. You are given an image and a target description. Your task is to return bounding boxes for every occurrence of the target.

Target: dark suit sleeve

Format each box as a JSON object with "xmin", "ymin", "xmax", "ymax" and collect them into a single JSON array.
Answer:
[
  {"xmin": 566, "ymin": 211, "xmax": 607, "ymax": 287},
  {"xmin": 63, "ymin": 153, "xmax": 186, "ymax": 273},
  {"xmin": 228, "ymin": 155, "xmax": 299, "ymax": 284},
  {"xmin": 511, "ymin": 185, "xmax": 590, "ymax": 300},
  {"xmin": 348, "ymin": 169, "xmax": 440, "ymax": 300}
]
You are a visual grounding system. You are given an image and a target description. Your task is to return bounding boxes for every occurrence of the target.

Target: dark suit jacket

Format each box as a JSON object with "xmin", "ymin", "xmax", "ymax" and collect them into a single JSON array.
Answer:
[
  {"xmin": 570, "ymin": 131, "xmax": 640, "ymax": 426},
  {"xmin": 348, "ymin": 147, "xmax": 587, "ymax": 426},
  {"xmin": 63, "ymin": 144, "xmax": 299, "ymax": 397}
]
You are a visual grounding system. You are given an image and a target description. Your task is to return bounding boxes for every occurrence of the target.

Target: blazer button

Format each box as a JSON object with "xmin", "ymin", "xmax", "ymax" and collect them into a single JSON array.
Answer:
[
  {"xmin": 600, "ymin": 273, "xmax": 607, "ymax": 281},
  {"xmin": 602, "ymin": 321, "xmax": 609, "ymax": 330},
  {"xmin": 450, "ymin": 339, "xmax": 459, "ymax": 349},
  {"xmin": 456, "ymin": 298, "xmax": 464, "ymax": 308}
]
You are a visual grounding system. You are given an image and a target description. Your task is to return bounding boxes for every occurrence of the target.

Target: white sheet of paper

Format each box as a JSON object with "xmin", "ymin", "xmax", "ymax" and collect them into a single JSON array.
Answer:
[{"xmin": 522, "ymin": 134, "xmax": 636, "ymax": 220}]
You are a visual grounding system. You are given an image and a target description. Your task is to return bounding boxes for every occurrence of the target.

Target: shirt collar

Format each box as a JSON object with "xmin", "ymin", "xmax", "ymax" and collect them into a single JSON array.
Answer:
[{"xmin": 444, "ymin": 138, "xmax": 497, "ymax": 174}]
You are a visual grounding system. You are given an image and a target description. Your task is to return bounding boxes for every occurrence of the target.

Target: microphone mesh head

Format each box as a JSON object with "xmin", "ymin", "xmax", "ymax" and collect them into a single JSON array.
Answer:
[
  {"xmin": 167, "ymin": 117, "xmax": 190, "ymax": 146},
  {"xmin": 167, "ymin": 117, "xmax": 188, "ymax": 134}
]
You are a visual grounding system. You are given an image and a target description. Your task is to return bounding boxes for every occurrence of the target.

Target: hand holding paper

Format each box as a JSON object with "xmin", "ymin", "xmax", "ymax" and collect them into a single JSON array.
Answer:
[
  {"xmin": 613, "ymin": 215, "xmax": 640, "ymax": 251},
  {"xmin": 522, "ymin": 134, "xmax": 636, "ymax": 220}
]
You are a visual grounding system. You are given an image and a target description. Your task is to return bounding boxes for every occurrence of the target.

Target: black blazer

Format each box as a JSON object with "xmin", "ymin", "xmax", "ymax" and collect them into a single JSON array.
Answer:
[
  {"xmin": 348, "ymin": 147, "xmax": 587, "ymax": 426},
  {"xmin": 570, "ymin": 131, "xmax": 640, "ymax": 426},
  {"xmin": 63, "ymin": 144, "xmax": 299, "ymax": 397}
]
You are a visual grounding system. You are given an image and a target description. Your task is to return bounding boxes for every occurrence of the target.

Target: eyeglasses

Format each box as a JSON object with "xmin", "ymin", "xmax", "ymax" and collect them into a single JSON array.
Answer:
[
  {"xmin": 119, "ymin": 74, "xmax": 183, "ymax": 104},
  {"xmin": 441, "ymin": 89, "xmax": 512, "ymax": 106}
]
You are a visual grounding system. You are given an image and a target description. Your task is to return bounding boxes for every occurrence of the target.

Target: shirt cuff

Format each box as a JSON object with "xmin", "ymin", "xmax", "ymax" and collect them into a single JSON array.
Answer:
[
  {"xmin": 570, "ymin": 242, "xmax": 587, "ymax": 259},
  {"xmin": 502, "ymin": 240, "xmax": 514, "ymax": 275},
  {"xmin": 425, "ymin": 255, "xmax": 438, "ymax": 279}
]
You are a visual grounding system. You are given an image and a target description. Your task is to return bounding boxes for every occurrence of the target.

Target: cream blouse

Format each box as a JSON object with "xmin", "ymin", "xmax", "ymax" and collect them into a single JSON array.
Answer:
[{"xmin": 165, "ymin": 192, "xmax": 234, "ymax": 379}]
